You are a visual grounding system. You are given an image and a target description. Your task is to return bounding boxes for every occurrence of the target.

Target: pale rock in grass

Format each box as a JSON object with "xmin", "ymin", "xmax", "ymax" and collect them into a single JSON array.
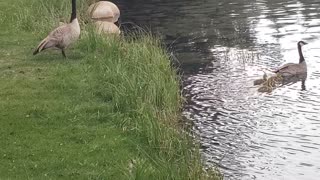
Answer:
[
  {"xmin": 94, "ymin": 21, "xmax": 120, "ymax": 35},
  {"xmin": 88, "ymin": 1, "xmax": 120, "ymax": 23}
]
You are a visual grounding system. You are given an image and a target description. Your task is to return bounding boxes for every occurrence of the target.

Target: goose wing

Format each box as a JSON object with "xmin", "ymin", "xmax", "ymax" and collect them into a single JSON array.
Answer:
[
  {"xmin": 273, "ymin": 63, "xmax": 296, "ymax": 73},
  {"xmin": 33, "ymin": 24, "xmax": 70, "ymax": 55}
]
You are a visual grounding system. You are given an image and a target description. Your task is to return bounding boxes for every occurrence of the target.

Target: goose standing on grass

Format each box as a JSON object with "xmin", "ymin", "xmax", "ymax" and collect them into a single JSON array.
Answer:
[
  {"xmin": 272, "ymin": 41, "xmax": 308, "ymax": 76},
  {"xmin": 33, "ymin": 0, "xmax": 80, "ymax": 58}
]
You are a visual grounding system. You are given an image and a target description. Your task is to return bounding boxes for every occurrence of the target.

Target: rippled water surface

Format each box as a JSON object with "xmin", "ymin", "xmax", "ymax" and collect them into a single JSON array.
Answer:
[{"xmin": 115, "ymin": 0, "xmax": 320, "ymax": 179}]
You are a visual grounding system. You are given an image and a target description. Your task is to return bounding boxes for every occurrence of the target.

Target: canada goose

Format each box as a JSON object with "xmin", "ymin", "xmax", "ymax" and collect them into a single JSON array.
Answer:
[
  {"xmin": 88, "ymin": 1, "xmax": 120, "ymax": 23},
  {"xmin": 272, "ymin": 41, "xmax": 308, "ymax": 76},
  {"xmin": 33, "ymin": 0, "xmax": 80, "ymax": 58}
]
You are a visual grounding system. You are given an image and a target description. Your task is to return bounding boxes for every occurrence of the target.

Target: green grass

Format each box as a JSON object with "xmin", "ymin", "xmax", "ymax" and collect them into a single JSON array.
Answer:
[{"xmin": 0, "ymin": 0, "xmax": 221, "ymax": 179}]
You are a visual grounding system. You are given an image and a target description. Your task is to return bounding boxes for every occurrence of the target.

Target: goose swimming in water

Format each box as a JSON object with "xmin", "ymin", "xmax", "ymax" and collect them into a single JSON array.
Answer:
[
  {"xmin": 272, "ymin": 41, "xmax": 308, "ymax": 76},
  {"xmin": 33, "ymin": 0, "xmax": 80, "ymax": 58}
]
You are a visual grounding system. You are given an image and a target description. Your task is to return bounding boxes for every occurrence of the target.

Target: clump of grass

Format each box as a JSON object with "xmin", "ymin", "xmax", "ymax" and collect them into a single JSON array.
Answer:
[
  {"xmin": 0, "ymin": 0, "xmax": 221, "ymax": 179},
  {"xmin": 14, "ymin": 0, "xmax": 91, "ymax": 33},
  {"xmin": 77, "ymin": 27, "xmax": 222, "ymax": 179}
]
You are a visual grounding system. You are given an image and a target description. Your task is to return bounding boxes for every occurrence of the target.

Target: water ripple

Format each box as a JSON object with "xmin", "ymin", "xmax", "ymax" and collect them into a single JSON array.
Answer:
[{"xmin": 116, "ymin": 0, "xmax": 320, "ymax": 179}]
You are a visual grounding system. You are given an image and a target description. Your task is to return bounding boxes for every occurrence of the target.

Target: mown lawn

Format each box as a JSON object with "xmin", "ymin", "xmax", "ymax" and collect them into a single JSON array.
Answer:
[{"xmin": 0, "ymin": 0, "xmax": 221, "ymax": 179}]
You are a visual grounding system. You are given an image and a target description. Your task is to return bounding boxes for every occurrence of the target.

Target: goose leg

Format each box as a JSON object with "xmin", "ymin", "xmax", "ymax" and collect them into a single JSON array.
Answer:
[{"xmin": 61, "ymin": 49, "xmax": 67, "ymax": 58}]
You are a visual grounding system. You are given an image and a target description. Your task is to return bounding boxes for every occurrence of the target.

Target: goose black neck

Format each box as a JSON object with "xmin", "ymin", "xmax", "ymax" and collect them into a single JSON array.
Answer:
[
  {"xmin": 70, "ymin": 0, "xmax": 77, "ymax": 23},
  {"xmin": 298, "ymin": 43, "xmax": 305, "ymax": 63}
]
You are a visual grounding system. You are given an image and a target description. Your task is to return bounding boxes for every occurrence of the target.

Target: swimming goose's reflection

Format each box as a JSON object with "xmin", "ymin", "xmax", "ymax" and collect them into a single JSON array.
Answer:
[{"xmin": 280, "ymin": 72, "xmax": 307, "ymax": 91}]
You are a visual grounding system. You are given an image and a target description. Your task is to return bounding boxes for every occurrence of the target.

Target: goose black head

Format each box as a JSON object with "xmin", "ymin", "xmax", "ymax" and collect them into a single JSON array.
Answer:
[{"xmin": 298, "ymin": 41, "xmax": 308, "ymax": 47}]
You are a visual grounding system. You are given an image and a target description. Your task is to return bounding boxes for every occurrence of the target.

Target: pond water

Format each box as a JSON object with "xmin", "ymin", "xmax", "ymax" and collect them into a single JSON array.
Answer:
[{"xmin": 114, "ymin": 0, "xmax": 320, "ymax": 179}]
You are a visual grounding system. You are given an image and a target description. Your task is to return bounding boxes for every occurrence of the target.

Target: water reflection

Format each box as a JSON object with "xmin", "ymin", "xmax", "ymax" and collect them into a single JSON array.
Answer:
[
  {"xmin": 115, "ymin": 0, "xmax": 320, "ymax": 179},
  {"xmin": 281, "ymin": 73, "xmax": 307, "ymax": 90}
]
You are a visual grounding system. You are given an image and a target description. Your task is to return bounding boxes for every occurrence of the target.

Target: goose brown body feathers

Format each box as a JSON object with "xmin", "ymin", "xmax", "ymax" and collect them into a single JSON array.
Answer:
[
  {"xmin": 273, "ymin": 41, "xmax": 308, "ymax": 76},
  {"xmin": 33, "ymin": 0, "xmax": 80, "ymax": 58}
]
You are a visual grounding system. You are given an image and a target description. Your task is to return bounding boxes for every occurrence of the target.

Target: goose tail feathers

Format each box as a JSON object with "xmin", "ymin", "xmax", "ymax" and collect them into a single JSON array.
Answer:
[{"xmin": 33, "ymin": 38, "xmax": 55, "ymax": 55}]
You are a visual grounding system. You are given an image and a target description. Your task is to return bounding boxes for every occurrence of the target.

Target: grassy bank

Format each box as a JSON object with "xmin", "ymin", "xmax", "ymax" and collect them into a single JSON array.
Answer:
[{"xmin": 0, "ymin": 0, "xmax": 220, "ymax": 179}]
